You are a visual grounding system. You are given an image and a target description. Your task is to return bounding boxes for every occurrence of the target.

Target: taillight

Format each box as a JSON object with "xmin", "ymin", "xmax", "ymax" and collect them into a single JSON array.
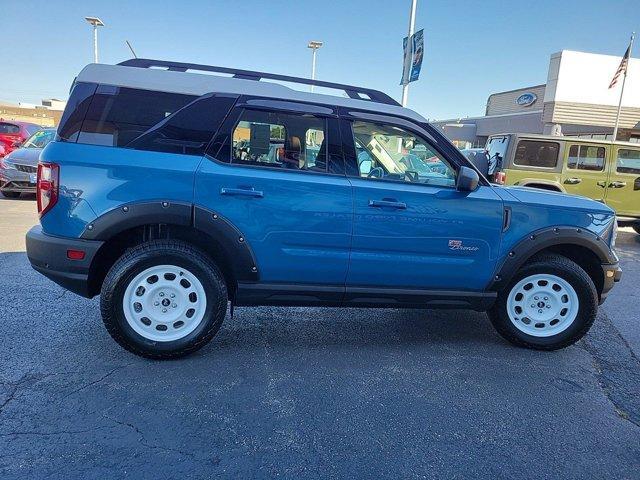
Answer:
[{"xmin": 37, "ymin": 162, "xmax": 59, "ymax": 217}]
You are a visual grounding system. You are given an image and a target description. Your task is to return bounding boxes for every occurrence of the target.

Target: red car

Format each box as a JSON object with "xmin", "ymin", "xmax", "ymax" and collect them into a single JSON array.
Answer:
[{"xmin": 0, "ymin": 120, "xmax": 41, "ymax": 157}]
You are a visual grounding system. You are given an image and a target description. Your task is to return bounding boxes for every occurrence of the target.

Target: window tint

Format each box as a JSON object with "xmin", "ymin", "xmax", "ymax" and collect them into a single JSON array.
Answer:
[
  {"xmin": 126, "ymin": 94, "xmax": 237, "ymax": 156},
  {"xmin": 0, "ymin": 123, "xmax": 19, "ymax": 134},
  {"xmin": 78, "ymin": 86, "xmax": 196, "ymax": 148},
  {"xmin": 231, "ymin": 109, "xmax": 327, "ymax": 172},
  {"xmin": 567, "ymin": 145, "xmax": 605, "ymax": 171},
  {"xmin": 351, "ymin": 120, "xmax": 456, "ymax": 188},
  {"xmin": 617, "ymin": 148, "xmax": 640, "ymax": 175},
  {"xmin": 513, "ymin": 140, "xmax": 559, "ymax": 168},
  {"xmin": 57, "ymin": 82, "xmax": 98, "ymax": 141}
]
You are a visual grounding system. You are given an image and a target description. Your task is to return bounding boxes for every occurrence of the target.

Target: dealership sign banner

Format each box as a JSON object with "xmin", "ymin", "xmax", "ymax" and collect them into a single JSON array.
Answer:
[{"xmin": 401, "ymin": 29, "xmax": 424, "ymax": 85}]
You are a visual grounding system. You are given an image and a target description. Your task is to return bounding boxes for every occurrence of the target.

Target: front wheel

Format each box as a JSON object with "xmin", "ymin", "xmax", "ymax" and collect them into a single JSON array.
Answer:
[
  {"xmin": 100, "ymin": 240, "xmax": 228, "ymax": 359},
  {"xmin": 488, "ymin": 254, "xmax": 598, "ymax": 350}
]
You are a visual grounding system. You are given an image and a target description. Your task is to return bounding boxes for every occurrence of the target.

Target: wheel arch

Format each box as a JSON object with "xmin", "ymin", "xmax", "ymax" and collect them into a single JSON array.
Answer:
[
  {"xmin": 83, "ymin": 201, "xmax": 259, "ymax": 298},
  {"xmin": 489, "ymin": 226, "xmax": 615, "ymax": 298}
]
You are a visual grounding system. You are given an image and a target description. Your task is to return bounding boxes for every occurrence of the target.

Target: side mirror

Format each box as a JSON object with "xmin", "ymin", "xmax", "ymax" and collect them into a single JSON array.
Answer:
[{"xmin": 456, "ymin": 166, "xmax": 479, "ymax": 192}]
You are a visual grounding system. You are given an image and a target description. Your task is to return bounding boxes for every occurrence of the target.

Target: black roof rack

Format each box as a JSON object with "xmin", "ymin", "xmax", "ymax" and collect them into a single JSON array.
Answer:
[{"xmin": 118, "ymin": 58, "xmax": 401, "ymax": 107}]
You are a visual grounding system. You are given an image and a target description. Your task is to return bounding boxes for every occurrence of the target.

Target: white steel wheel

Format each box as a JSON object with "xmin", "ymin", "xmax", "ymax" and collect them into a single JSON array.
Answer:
[
  {"xmin": 506, "ymin": 273, "xmax": 579, "ymax": 337},
  {"xmin": 122, "ymin": 264, "xmax": 207, "ymax": 342}
]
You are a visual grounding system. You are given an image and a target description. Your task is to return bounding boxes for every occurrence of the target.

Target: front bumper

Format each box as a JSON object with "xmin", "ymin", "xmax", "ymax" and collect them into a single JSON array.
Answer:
[
  {"xmin": 26, "ymin": 225, "xmax": 104, "ymax": 298},
  {"xmin": 599, "ymin": 262, "xmax": 622, "ymax": 304},
  {"xmin": 0, "ymin": 167, "xmax": 36, "ymax": 193}
]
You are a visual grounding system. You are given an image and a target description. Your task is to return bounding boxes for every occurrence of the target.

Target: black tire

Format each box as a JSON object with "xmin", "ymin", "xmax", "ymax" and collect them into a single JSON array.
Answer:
[
  {"xmin": 100, "ymin": 240, "xmax": 228, "ymax": 359},
  {"xmin": 488, "ymin": 253, "xmax": 598, "ymax": 351},
  {"xmin": 1, "ymin": 190, "xmax": 21, "ymax": 199}
]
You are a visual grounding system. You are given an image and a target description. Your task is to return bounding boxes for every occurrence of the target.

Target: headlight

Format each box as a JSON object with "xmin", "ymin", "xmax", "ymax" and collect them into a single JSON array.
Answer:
[
  {"xmin": 0, "ymin": 158, "xmax": 15, "ymax": 170},
  {"xmin": 610, "ymin": 218, "xmax": 618, "ymax": 249}
]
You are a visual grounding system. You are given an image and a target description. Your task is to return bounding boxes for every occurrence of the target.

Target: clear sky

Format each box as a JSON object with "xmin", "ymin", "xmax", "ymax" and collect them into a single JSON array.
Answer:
[{"xmin": 1, "ymin": 0, "xmax": 638, "ymax": 120}]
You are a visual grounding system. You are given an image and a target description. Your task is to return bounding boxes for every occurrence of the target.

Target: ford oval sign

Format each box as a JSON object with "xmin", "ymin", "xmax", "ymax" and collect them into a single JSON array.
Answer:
[{"xmin": 516, "ymin": 92, "xmax": 537, "ymax": 107}]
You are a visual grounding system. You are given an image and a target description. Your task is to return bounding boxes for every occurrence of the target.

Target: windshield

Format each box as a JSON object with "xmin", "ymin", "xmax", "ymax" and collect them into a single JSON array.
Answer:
[
  {"xmin": 353, "ymin": 121, "xmax": 455, "ymax": 187},
  {"xmin": 23, "ymin": 129, "xmax": 55, "ymax": 149},
  {"xmin": 486, "ymin": 135, "xmax": 510, "ymax": 175}
]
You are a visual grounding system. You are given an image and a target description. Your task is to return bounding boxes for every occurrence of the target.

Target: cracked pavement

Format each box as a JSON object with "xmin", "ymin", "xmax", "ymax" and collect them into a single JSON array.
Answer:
[{"xmin": 1, "ymin": 194, "xmax": 639, "ymax": 479}]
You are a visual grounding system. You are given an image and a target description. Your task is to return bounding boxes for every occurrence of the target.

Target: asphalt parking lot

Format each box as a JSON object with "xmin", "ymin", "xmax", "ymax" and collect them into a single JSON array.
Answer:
[{"xmin": 1, "ymin": 193, "xmax": 639, "ymax": 479}]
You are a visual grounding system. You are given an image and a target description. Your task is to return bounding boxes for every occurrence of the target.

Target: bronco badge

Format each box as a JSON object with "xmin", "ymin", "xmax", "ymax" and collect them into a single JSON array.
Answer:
[{"xmin": 448, "ymin": 240, "xmax": 479, "ymax": 252}]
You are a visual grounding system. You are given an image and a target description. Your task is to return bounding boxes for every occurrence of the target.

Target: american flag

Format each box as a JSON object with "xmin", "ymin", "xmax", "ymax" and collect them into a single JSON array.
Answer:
[{"xmin": 609, "ymin": 45, "xmax": 630, "ymax": 89}]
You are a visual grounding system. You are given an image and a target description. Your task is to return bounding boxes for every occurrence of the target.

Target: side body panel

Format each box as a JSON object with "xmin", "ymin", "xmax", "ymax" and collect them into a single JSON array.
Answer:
[
  {"xmin": 194, "ymin": 161, "xmax": 352, "ymax": 285},
  {"xmin": 347, "ymin": 179, "xmax": 505, "ymax": 290},
  {"xmin": 39, "ymin": 142, "xmax": 199, "ymax": 237},
  {"xmin": 493, "ymin": 186, "xmax": 616, "ymax": 288},
  {"xmin": 605, "ymin": 145, "xmax": 640, "ymax": 218},
  {"xmin": 560, "ymin": 141, "xmax": 610, "ymax": 202}
]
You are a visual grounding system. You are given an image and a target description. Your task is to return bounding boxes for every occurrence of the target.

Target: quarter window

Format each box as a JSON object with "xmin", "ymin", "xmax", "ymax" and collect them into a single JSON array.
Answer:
[
  {"xmin": 231, "ymin": 110, "xmax": 327, "ymax": 172},
  {"xmin": 567, "ymin": 145, "xmax": 605, "ymax": 171},
  {"xmin": 513, "ymin": 140, "xmax": 559, "ymax": 168},
  {"xmin": 350, "ymin": 120, "xmax": 456, "ymax": 188},
  {"xmin": 616, "ymin": 148, "xmax": 640, "ymax": 175}
]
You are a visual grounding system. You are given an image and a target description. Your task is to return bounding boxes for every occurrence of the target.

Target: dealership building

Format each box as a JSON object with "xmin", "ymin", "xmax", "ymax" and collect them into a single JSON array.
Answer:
[{"xmin": 432, "ymin": 50, "xmax": 640, "ymax": 148}]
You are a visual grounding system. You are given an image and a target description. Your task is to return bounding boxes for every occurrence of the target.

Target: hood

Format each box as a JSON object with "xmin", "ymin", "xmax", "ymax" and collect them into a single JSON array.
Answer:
[
  {"xmin": 5, "ymin": 147, "xmax": 42, "ymax": 165},
  {"xmin": 498, "ymin": 185, "xmax": 614, "ymax": 215}
]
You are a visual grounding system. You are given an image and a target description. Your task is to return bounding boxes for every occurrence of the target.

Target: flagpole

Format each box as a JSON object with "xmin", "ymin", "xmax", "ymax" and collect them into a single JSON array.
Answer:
[
  {"xmin": 612, "ymin": 32, "xmax": 634, "ymax": 142},
  {"xmin": 401, "ymin": 0, "xmax": 417, "ymax": 107}
]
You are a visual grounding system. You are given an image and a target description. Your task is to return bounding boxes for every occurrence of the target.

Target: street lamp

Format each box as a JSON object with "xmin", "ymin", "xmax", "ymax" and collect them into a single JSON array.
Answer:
[
  {"xmin": 307, "ymin": 41, "xmax": 323, "ymax": 92},
  {"xmin": 84, "ymin": 16, "xmax": 105, "ymax": 63}
]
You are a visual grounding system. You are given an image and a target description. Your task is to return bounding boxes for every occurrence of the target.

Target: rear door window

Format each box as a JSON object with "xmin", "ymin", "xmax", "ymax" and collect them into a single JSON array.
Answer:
[
  {"xmin": 230, "ymin": 109, "xmax": 328, "ymax": 172},
  {"xmin": 0, "ymin": 123, "xmax": 20, "ymax": 134},
  {"xmin": 567, "ymin": 145, "xmax": 605, "ymax": 171},
  {"xmin": 513, "ymin": 140, "xmax": 559, "ymax": 168},
  {"xmin": 616, "ymin": 148, "xmax": 640, "ymax": 174}
]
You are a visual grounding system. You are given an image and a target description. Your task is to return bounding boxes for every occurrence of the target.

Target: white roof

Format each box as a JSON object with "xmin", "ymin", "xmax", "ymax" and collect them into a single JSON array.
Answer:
[{"xmin": 76, "ymin": 63, "xmax": 427, "ymax": 123}]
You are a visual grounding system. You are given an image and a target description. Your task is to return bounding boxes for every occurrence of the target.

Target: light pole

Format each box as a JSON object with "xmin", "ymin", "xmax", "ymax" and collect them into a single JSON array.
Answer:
[
  {"xmin": 84, "ymin": 16, "xmax": 105, "ymax": 63},
  {"xmin": 401, "ymin": 0, "xmax": 417, "ymax": 107},
  {"xmin": 307, "ymin": 41, "xmax": 323, "ymax": 92}
]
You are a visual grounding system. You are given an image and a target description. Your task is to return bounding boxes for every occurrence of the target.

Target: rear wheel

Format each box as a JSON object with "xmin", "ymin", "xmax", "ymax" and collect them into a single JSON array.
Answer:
[
  {"xmin": 1, "ymin": 190, "xmax": 21, "ymax": 199},
  {"xmin": 100, "ymin": 240, "xmax": 228, "ymax": 359},
  {"xmin": 488, "ymin": 254, "xmax": 598, "ymax": 350}
]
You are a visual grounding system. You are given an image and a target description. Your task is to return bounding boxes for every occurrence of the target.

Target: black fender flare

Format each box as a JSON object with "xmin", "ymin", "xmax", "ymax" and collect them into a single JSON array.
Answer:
[
  {"xmin": 488, "ymin": 225, "xmax": 616, "ymax": 291},
  {"xmin": 80, "ymin": 200, "xmax": 259, "ymax": 283}
]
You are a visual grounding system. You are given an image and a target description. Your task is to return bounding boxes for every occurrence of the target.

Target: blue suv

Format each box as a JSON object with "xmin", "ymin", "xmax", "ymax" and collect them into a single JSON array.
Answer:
[{"xmin": 26, "ymin": 59, "xmax": 622, "ymax": 358}]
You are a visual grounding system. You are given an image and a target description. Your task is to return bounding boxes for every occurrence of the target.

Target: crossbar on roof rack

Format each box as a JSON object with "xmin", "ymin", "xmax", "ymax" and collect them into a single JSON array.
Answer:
[{"xmin": 118, "ymin": 58, "xmax": 401, "ymax": 107}]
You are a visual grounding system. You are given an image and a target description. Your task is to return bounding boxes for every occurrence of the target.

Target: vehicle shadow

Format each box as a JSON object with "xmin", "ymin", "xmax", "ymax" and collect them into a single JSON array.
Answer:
[
  {"xmin": 0, "ymin": 193, "xmax": 36, "ymax": 201},
  {"xmin": 209, "ymin": 305, "xmax": 506, "ymax": 354}
]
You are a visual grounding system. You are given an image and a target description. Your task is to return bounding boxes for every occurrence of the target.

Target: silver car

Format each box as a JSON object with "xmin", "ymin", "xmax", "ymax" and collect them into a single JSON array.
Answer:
[{"xmin": 0, "ymin": 128, "xmax": 55, "ymax": 198}]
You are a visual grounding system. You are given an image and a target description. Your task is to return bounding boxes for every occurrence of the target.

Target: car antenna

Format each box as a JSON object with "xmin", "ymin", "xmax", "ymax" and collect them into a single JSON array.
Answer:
[{"xmin": 125, "ymin": 40, "xmax": 138, "ymax": 58}]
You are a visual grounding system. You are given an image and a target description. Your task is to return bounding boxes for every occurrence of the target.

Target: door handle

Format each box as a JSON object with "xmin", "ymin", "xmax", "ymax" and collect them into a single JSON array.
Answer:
[
  {"xmin": 608, "ymin": 181, "xmax": 627, "ymax": 188},
  {"xmin": 564, "ymin": 177, "xmax": 582, "ymax": 185},
  {"xmin": 368, "ymin": 199, "xmax": 407, "ymax": 209},
  {"xmin": 220, "ymin": 187, "xmax": 264, "ymax": 198}
]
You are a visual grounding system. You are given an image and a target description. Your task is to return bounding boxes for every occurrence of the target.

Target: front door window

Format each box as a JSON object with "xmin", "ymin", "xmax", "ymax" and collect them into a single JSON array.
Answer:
[{"xmin": 351, "ymin": 120, "xmax": 456, "ymax": 188}]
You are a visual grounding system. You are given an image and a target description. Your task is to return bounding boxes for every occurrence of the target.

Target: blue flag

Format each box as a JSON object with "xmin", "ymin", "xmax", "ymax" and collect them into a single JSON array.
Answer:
[{"xmin": 401, "ymin": 29, "xmax": 424, "ymax": 85}]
